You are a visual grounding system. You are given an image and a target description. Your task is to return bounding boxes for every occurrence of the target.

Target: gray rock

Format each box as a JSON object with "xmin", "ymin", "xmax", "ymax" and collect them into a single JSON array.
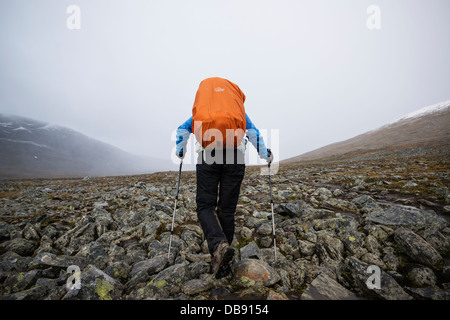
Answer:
[
  {"xmin": 274, "ymin": 201, "xmax": 309, "ymax": 217},
  {"xmin": 91, "ymin": 207, "xmax": 113, "ymax": 225},
  {"xmin": 112, "ymin": 209, "xmax": 144, "ymax": 228},
  {"xmin": 366, "ymin": 205, "xmax": 427, "ymax": 229},
  {"xmin": 394, "ymin": 228, "xmax": 443, "ymax": 266},
  {"xmin": 324, "ymin": 198, "xmax": 358, "ymax": 213},
  {"xmin": 252, "ymin": 210, "xmax": 271, "ymax": 219},
  {"xmin": 405, "ymin": 287, "xmax": 450, "ymax": 300},
  {"xmin": 3, "ymin": 156, "xmax": 450, "ymax": 301},
  {"xmin": 279, "ymin": 232, "xmax": 300, "ymax": 259},
  {"xmin": 130, "ymin": 255, "xmax": 167, "ymax": 277},
  {"xmin": 181, "ymin": 278, "xmax": 214, "ymax": 295},
  {"xmin": 364, "ymin": 224, "xmax": 394, "ymax": 243},
  {"xmin": 259, "ymin": 247, "xmax": 283, "ymax": 264},
  {"xmin": 125, "ymin": 269, "xmax": 151, "ymax": 292},
  {"xmin": 22, "ymin": 223, "xmax": 41, "ymax": 241},
  {"xmin": 421, "ymin": 209, "xmax": 448, "ymax": 231},
  {"xmin": 306, "ymin": 208, "xmax": 336, "ymax": 220},
  {"xmin": 103, "ymin": 261, "xmax": 131, "ymax": 283},
  {"xmin": 342, "ymin": 256, "xmax": 412, "ymax": 300},
  {"xmin": 444, "ymin": 265, "xmax": 450, "ymax": 282},
  {"xmin": 240, "ymin": 241, "xmax": 261, "ymax": 260},
  {"xmin": 314, "ymin": 187, "xmax": 333, "ymax": 201},
  {"xmin": 75, "ymin": 241, "xmax": 118, "ymax": 270},
  {"xmin": 280, "ymin": 260, "xmax": 306, "ymax": 290},
  {"xmin": 54, "ymin": 223, "xmax": 97, "ymax": 255},
  {"xmin": 0, "ymin": 222, "xmax": 18, "ymax": 241},
  {"xmin": 408, "ymin": 267, "xmax": 437, "ymax": 287},
  {"xmin": 421, "ymin": 229, "xmax": 449, "ymax": 256},
  {"xmin": 259, "ymin": 236, "xmax": 273, "ymax": 248},
  {"xmin": 187, "ymin": 261, "xmax": 211, "ymax": 279},
  {"xmin": 41, "ymin": 225, "xmax": 58, "ymax": 239},
  {"xmin": 181, "ymin": 229, "xmax": 202, "ymax": 246},
  {"xmin": 3, "ymin": 269, "xmax": 41, "ymax": 293},
  {"xmin": 240, "ymin": 226, "xmax": 253, "ymax": 239},
  {"xmin": 234, "ymin": 259, "xmax": 280, "ymax": 288},
  {"xmin": 298, "ymin": 240, "xmax": 316, "ymax": 257},
  {"xmin": 301, "ymin": 272, "xmax": 358, "ymax": 300},
  {"xmin": 0, "ymin": 238, "xmax": 38, "ymax": 256},
  {"xmin": 245, "ymin": 217, "xmax": 267, "ymax": 229},
  {"xmin": 316, "ymin": 232, "xmax": 344, "ymax": 262},
  {"xmin": 138, "ymin": 220, "xmax": 161, "ymax": 239},
  {"xmin": 145, "ymin": 261, "xmax": 189, "ymax": 294},
  {"xmin": 185, "ymin": 252, "xmax": 210, "ymax": 263},
  {"xmin": 365, "ymin": 234, "xmax": 381, "ymax": 254},
  {"xmin": 3, "ymin": 282, "xmax": 51, "ymax": 300},
  {"xmin": 29, "ymin": 252, "xmax": 87, "ymax": 270},
  {"xmin": 256, "ymin": 223, "xmax": 273, "ymax": 236},
  {"xmin": 63, "ymin": 264, "xmax": 123, "ymax": 300},
  {"xmin": 35, "ymin": 235, "xmax": 58, "ymax": 255},
  {"xmin": 360, "ymin": 252, "xmax": 386, "ymax": 269},
  {"xmin": 0, "ymin": 251, "xmax": 31, "ymax": 272},
  {"xmin": 328, "ymin": 216, "xmax": 360, "ymax": 240},
  {"xmin": 382, "ymin": 247, "xmax": 401, "ymax": 271}
]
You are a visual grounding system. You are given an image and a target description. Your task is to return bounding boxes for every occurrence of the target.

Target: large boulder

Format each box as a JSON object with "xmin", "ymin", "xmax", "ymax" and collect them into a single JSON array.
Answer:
[
  {"xmin": 352, "ymin": 195, "xmax": 382, "ymax": 214},
  {"xmin": 341, "ymin": 257, "xmax": 412, "ymax": 300},
  {"xmin": 366, "ymin": 205, "xmax": 443, "ymax": 231},
  {"xmin": 301, "ymin": 272, "xmax": 358, "ymax": 300},
  {"xmin": 234, "ymin": 259, "xmax": 280, "ymax": 288},
  {"xmin": 394, "ymin": 228, "xmax": 443, "ymax": 267},
  {"xmin": 146, "ymin": 261, "xmax": 189, "ymax": 294},
  {"xmin": 0, "ymin": 238, "xmax": 38, "ymax": 256},
  {"xmin": 129, "ymin": 255, "xmax": 168, "ymax": 278},
  {"xmin": 63, "ymin": 264, "xmax": 124, "ymax": 300},
  {"xmin": 29, "ymin": 252, "xmax": 87, "ymax": 270}
]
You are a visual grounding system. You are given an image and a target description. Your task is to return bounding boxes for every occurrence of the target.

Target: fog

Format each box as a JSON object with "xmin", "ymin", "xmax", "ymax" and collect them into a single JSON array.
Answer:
[{"xmin": 1, "ymin": 0, "xmax": 449, "ymax": 170}]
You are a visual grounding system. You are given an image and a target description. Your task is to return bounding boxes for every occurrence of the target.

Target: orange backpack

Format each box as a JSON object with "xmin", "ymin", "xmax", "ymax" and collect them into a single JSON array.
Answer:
[{"xmin": 192, "ymin": 77, "xmax": 247, "ymax": 149}]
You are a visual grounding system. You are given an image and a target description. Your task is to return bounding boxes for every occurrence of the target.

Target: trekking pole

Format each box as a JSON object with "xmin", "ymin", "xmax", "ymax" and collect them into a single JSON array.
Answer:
[
  {"xmin": 168, "ymin": 159, "xmax": 183, "ymax": 261},
  {"xmin": 268, "ymin": 161, "xmax": 277, "ymax": 262}
]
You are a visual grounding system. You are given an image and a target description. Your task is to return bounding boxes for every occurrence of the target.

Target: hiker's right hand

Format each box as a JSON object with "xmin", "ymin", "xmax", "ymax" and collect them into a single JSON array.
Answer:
[
  {"xmin": 175, "ymin": 149, "xmax": 185, "ymax": 160},
  {"xmin": 266, "ymin": 149, "xmax": 273, "ymax": 164}
]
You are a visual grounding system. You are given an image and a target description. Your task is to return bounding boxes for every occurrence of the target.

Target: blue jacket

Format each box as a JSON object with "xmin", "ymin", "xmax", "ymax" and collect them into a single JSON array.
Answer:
[{"xmin": 176, "ymin": 113, "xmax": 269, "ymax": 159}]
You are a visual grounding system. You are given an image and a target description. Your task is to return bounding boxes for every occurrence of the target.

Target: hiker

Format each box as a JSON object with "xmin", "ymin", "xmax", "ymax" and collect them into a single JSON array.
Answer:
[{"xmin": 175, "ymin": 77, "xmax": 273, "ymax": 279}]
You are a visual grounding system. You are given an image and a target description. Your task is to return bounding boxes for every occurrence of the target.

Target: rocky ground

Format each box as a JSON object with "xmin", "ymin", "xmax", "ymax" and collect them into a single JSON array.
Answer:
[{"xmin": 0, "ymin": 154, "xmax": 449, "ymax": 300}]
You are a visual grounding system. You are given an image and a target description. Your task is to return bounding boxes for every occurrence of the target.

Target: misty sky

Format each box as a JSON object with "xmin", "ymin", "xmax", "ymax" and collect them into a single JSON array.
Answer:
[{"xmin": 1, "ymin": 0, "xmax": 449, "ymax": 169}]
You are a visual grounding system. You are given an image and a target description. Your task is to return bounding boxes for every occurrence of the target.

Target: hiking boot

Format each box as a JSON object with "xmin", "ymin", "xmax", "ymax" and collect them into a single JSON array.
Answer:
[{"xmin": 212, "ymin": 241, "xmax": 235, "ymax": 279}]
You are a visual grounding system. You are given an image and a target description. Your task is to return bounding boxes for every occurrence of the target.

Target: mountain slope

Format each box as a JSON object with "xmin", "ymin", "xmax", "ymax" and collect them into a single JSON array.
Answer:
[
  {"xmin": 285, "ymin": 100, "xmax": 450, "ymax": 162},
  {"xmin": 0, "ymin": 114, "xmax": 163, "ymax": 179}
]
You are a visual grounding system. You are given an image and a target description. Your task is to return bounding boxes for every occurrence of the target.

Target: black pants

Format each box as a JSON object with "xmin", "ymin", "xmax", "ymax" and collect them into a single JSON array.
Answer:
[{"xmin": 196, "ymin": 149, "xmax": 245, "ymax": 256}]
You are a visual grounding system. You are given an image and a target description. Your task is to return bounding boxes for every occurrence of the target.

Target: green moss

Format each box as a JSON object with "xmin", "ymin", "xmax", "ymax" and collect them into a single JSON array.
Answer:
[
  {"xmin": 154, "ymin": 279, "xmax": 167, "ymax": 289},
  {"xmin": 94, "ymin": 278, "xmax": 114, "ymax": 300},
  {"xmin": 236, "ymin": 237, "xmax": 252, "ymax": 250},
  {"xmin": 240, "ymin": 276, "xmax": 256, "ymax": 287},
  {"xmin": 112, "ymin": 266, "xmax": 127, "ymax": 280},
  {"xmin": 16, "ymin": 272, "xmax": 25, "ymax": 282}
]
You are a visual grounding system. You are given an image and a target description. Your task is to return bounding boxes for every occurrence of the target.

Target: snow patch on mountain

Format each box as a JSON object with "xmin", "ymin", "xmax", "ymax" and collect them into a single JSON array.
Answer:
[
  {"xmin": 0, "ymin": 137, "xmax": 52, "ymax": 149},
  {"xmin": 12, "ymin": 126, "xmax": 32, "ymax": 133},
  {"xmin": 37, "ymin": 123, "xmax": 59, "ymax": 130},
  {"xmin": 399, "ymin": 100, "xmax": 450, "ymax": 121}
]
